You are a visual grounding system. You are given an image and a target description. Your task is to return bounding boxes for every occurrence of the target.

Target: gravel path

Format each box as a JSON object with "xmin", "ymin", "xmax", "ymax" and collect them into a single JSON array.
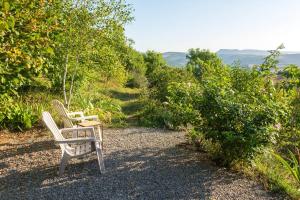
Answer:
[{"xmin": 0, "ymin": 127, "xmax": 286, "ymax": 200}]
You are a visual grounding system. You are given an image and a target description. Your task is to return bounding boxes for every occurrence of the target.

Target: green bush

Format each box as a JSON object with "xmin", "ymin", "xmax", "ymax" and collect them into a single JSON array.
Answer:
[
  {"xmin": 0, "ymin": 95, "xmax": 39, "ymax": 131},
  {"xmin": 140, "ymin": 65, "xmax": 198, "ymax": 129},
  {"xmin": 143, "ymin": 49, "xmax": 288, "ymax": 166},
  {"xmin": 142, "ymin": 56, "xmax": 287, "ymax": 165},
  {"xmin": 126, "ymin": 72, "xmax": 148, "ymax": 88},
  {"xmin": 142, "ymin": 51, "xmax": 286, "ymax": 165},
  {"xmin": 195, "ymin": 67, "xmax": 286, "ymax": 165},
  {"xmin": 148, "ymin": 66, "xmax": 195, "ymax": 102},
  {"xmin": 163, "ymin": 82, "xmax": 202, "ymax": 129},
  {"xmin": 72, "ymin": 92, "xmax": 126, "ymax": 126},
  {"xmin": 139, "ymin": 99, "xmax": 166, "ymax": 127}
]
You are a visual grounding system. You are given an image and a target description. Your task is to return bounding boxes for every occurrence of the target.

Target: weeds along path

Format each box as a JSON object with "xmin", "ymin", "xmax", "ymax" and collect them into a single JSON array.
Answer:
[{"xmin": 0, "ymin": 127, "xmax": 285, "ymax": 199}]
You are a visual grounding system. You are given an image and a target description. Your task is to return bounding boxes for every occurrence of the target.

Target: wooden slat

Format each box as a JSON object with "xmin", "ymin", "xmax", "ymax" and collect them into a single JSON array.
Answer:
[
  {"xmin": 52, "ymin": 100, "xmax": 74, "ymax": 128},
  {"xmin": 78, "ymin": 120, "xmax": 101, "ymax": 127}
]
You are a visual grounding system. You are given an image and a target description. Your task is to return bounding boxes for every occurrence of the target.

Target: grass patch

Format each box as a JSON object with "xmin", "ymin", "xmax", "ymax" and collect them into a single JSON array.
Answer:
[
  {"xmin": 106, "ymin": 87, "xmax": 144, "ymax": 127},
  {"xmin": 71, "ymin": 77, "xmax": 145, "ymax": 127},
  {"xmin": 249, "ymin": 151, "xmax": 300, "ymax": 199}
]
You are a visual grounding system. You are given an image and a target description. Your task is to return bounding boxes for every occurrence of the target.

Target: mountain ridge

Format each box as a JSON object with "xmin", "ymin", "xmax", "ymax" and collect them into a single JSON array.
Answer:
[{"xmin": 162, "ymin": 49, "xmax": 300, "ymax": 68}]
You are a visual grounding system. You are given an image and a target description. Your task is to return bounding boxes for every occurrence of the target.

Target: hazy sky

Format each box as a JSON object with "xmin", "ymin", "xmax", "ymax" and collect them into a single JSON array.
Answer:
[{"xmin": 125, "ymin": 0, "xmax": 300, "ymax": 52}]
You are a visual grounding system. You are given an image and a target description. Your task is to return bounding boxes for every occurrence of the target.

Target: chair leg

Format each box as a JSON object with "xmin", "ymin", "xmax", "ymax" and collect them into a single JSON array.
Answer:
[
  {"xmin": 97, "ymin": 125, "xmax": 104, "ymax": 150},
  {"xmin": 95, "ymin": 141, "xmax": 105, "ymax": 173},
  {"xmin": 101, "ymin": 125, "xmax": 104, "ymax": 150},
  {"xmin": 59, "ymin": 152, "xmax": 69, "ymax": 176}
]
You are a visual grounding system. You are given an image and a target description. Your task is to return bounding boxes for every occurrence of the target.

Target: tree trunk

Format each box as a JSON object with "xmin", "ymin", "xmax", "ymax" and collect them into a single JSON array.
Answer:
[
  {"xmin": 67, "ymin": 54, "xmax": 79, "ymax": 109},
  {"xmin": 67, "ymin": 73, "xmax": 75, "ymax": 110},
  {"xmin": 63, "ymin": 54, "xmax": 69, "ymax": 107}
]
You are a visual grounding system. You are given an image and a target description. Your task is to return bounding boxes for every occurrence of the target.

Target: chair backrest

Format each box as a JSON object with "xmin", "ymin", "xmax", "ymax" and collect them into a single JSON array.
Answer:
[
  {"xmin": 52, "ymin": 100, "xmax": 74, "ymax": 128},
  {"xmin": 42, "ymin": 111, "xmax": 66, "ymax": 150}
]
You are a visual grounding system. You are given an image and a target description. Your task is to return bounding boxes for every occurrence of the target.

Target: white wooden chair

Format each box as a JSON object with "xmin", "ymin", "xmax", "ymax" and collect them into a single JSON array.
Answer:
[
  {"xmin": 51, "ymin": 99, "xmax": 99, "ymax": 128},
  {"xmin": 42, "ymin": 111, "xmax": 105, "ymax": 176},
  {"xmin": 52, "ymin": 100, "xmax": 104, "ymax": 149}
]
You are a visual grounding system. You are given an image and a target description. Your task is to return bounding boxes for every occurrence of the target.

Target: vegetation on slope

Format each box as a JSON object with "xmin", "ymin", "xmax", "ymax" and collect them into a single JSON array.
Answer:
[{"xmin": 1, "ymin": 1, "xmax": 300, "ymax": 198}]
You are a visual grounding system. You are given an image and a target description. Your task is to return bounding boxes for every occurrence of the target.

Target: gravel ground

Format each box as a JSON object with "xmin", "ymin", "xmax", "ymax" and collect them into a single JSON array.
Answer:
[{"xmin": 0, "ymin": 127, "xmax": 287, "ymax": 200}]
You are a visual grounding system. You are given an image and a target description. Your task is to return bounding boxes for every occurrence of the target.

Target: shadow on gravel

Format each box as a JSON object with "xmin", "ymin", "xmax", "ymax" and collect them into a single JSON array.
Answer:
[
  {"xmin": 1, "ymin": 146, "xmax": 217, "ymax": 199},
  {"xmin": 0, "ymin": 162, "xmax": 8, "ymax": 170},
  {"xmin": 1, "ymin": 145, "xmax": 281, "ymax": 199},
  {"xmin": 0, "ymin": 140, "xmax": 58, "ymax": 160}
]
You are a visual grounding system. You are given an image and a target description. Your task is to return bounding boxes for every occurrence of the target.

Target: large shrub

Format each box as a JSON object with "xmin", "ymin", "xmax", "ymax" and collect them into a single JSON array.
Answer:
[
  {"xmin": 142, "ymin": 48, "xmax": 288, "ymax": 166},
  {"xmin": 140, "ymin": 82, "xmax": 201, "ymax": 129},
  {"xmin": 140, "ymin": 63, "xmax": 198, "ymax": 128},
  {"xmin": 198, "ymin": 76, "xmax": 280, "ymax": 164},
  {"xmin": 126, "ymin": 71, "xmax": 148, "ymax": 88},
  {"xmin": 148, "ymin": 66, "xmax": 195, "ymax": 102},
  {"xmin": 164, "ymin": 82, "xmax": 202, "ymax": 129}
]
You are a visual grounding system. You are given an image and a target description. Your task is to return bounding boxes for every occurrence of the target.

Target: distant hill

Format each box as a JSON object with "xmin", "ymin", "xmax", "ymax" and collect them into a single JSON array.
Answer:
[
  {"xmin": 162, "ymin": 49, "xmax": 300, "ymax": 68},
  {"xmin": 162, "ymin": 52, "xmax": 187, "ymax": 67}
]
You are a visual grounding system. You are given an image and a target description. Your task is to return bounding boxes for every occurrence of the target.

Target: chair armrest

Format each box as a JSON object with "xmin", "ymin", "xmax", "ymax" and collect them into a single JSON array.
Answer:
[
  {"xmin": 71, "ymin": 115, "xmax": 99, "ymax": 122},
  {"xmin": 83, "ymin": 115, "xmax": 99, "ymax": 120},
  {"xmin": 67, "ymin": 111, "xmax": 84, "ymax": 117},
  {"xmin": 56, "ymin": 137, "xmax": 95, "ymax": 144},
  {"xmin": 60, "ymin": 127, "xmax": 95, "ymax": 133}
]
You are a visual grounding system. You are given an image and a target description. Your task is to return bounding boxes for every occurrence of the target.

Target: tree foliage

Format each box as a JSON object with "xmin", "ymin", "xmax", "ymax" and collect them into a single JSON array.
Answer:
[
  {"xmin": 0, "ymin": 0, "xmax": 138, "ymax": 130},
  {"xmin": 0, "ymin": 0, "xmax": 61, "ymax": 95},
  {"xmin": 186, "ymin": 48, "xmax": 223, "ymax": 80},
  {"xmin": 144, "ymin": 50, "xmax": 167, "ymax": 76}
]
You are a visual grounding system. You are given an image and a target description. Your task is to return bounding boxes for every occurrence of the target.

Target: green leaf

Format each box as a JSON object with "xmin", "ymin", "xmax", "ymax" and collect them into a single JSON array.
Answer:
[
  {"xmin": 46, "ymin": 47, "xmax": 54, "ymax": 55},
  {"xmin": 7, "ymin": 16, "xmax": 15, "ymax": 28},
  {"xmin": 0, "ymin": 21, "xmax": 8, "ymax": 31},
  {"xmin": 288, "ymin": 150, "xmax": 300, "ymax": 183},
  {"xmin": 273, "ymin": 151, "xmax": 300, "ymax": 185},
  {"xmin": 3, "ymin": 1, "xmax": 10, "ymax": 12}
]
